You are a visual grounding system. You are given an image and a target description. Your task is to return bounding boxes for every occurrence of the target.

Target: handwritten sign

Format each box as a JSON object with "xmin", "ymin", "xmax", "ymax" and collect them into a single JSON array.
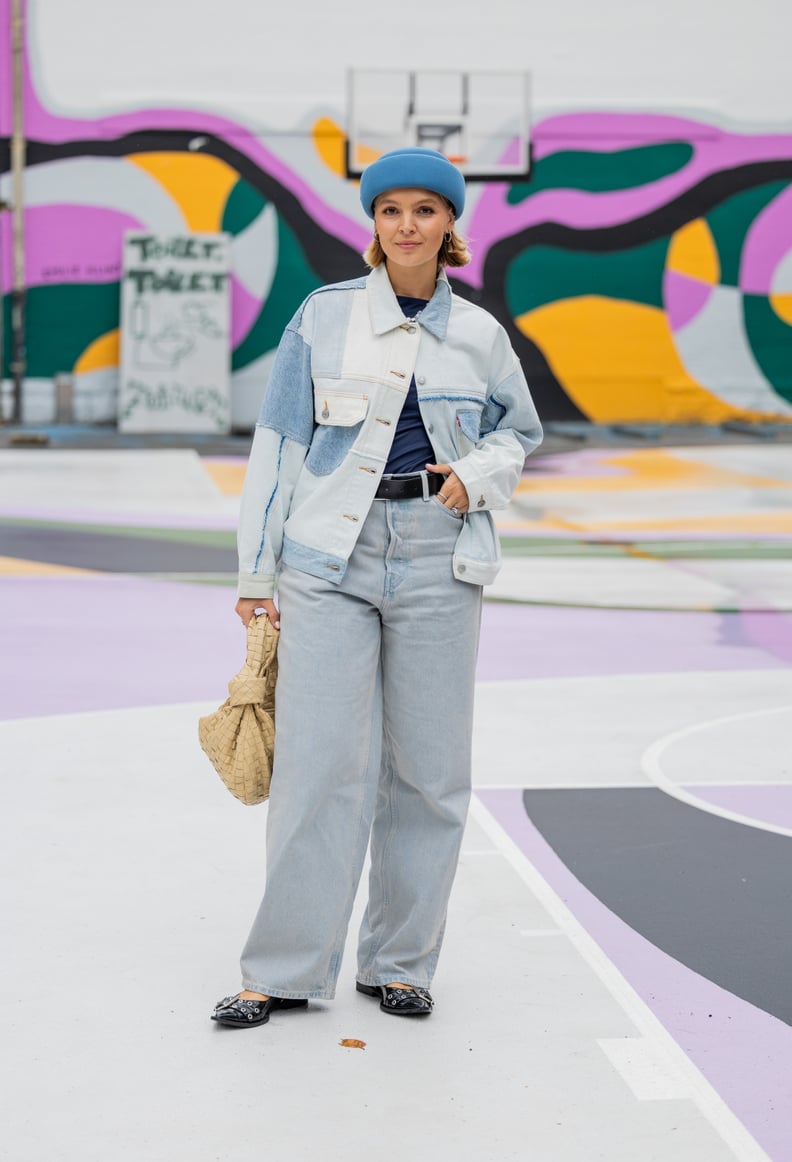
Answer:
[{"xmin": 119, "ymin": 232, "xmax": 232, "ymax": 433}]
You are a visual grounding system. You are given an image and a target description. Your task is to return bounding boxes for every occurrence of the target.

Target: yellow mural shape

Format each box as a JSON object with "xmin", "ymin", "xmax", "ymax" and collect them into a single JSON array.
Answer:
[
  {"xmin": 0, "ymin": 556, "xmax": 99, "ymax": 577},
  {"xmin": 770, "ymin": 292, "xmax": 792, "ymax": 326},
  {"xmin": 514, "ymin": 449, "xmax": 789, "ymax": 494},
  {"xmin": 353, "ymin": 143, "xmax": 382, "ymax": 168},
  {"xmin": 516, "ymin": 296, "xmax": 751, "ymax": 424},
  {"xmin": 75, "ymin": 329, "xmax": 120, "ymax": 374},
  {"xmin": 311, "ymin": 116, "xmax": 379, "ymax": 178},
  {"xmin": 666, "ymin": 218, "xmax": 720, "ymax": 285},
  {"xmin": 127, "ymin": 152, "xmax": 239, "ymax": 232},
  {"xmin": 313, "ymin": 117, "xmax": 347, "ymax": 177},
  {"xmin": 203, "ymin": 458, "xmax": 246, "ymax": 495},
  {"xmin": 581, "ymin": 512, "xmax": 792, "ymax": 535}
]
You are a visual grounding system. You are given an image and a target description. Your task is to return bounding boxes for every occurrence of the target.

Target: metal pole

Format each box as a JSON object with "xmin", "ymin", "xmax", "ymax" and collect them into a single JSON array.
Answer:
[{"xmin": 10, "ymin": 0, "xmax": 25, "ymax": 422}]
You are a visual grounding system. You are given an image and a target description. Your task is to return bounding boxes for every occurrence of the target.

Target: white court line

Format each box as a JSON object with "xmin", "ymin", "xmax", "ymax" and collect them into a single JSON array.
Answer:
[
  {"xmin": 469, "ymin": 795, "xmax": 771, "ymax": 1162},
  {"xmin": 686, "ymin": 779, "xmax": 792, "ymax": 788},
  {"xmin": 641, "ymin": 704, "xmax": 792, "ymax": 838},
  {"xmin": 598, "ymin": 1038, "xmax": 691, "ymax": 1102}
]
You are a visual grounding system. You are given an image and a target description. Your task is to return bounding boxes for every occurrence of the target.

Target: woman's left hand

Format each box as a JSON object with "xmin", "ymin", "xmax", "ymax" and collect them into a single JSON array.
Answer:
[{"xmin": 426, "ymin": 463, "xmax": 469, "ymax": 514}]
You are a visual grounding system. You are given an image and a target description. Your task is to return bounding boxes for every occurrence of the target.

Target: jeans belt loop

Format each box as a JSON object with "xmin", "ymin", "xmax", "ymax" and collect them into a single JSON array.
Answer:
[{"xmin": 421, "ymin": 470, "xmax": 430, "ymax": 502}]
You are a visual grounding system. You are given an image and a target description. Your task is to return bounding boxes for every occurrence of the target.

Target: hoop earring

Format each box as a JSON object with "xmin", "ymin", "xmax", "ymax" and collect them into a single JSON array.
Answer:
[{"xmin": 444, "ymin": 232, "xmax": 453, "ymax": 243}]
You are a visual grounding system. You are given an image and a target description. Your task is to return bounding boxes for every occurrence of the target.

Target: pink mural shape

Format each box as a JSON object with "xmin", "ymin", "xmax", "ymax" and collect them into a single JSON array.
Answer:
[
  {"xmin": 739, "ymin": 184, "xmax": 792, "ymax": 294},
  {"xmin": 459, "ymin": 117, "xmax": 792, "ymax": 288},
  {"xmin": 6, "ymin": 0, "xmax": 792, "ymax": 300},
  {"xmin": 663, "ymin": 269, "xmax": 715, "ymax": 332},
  {"xmin": 0, "ymin": 0, "xmax": 11, "ymax": 137},
  {"xmin": 16, "ymin": 205, "xmax": 141, "ymax": 290},
  {"xmin": 229, "ymin": 276, "xmax": 264, "ymax": 348}
]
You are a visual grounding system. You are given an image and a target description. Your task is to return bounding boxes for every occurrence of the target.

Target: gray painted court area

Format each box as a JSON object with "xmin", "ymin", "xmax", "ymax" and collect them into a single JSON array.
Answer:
[{"xmin": 523, "ymin": 787, "xmax": 792, "ymax": 1025}]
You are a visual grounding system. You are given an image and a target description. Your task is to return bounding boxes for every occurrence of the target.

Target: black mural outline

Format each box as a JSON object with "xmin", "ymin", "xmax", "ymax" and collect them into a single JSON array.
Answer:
[
  {"xmin": 4, "ymin": 132, "xmax": 792, "ymax": 419},
  {"xmin": 482, "ymin": 159, "xmax": 792, "ymax": 417}
]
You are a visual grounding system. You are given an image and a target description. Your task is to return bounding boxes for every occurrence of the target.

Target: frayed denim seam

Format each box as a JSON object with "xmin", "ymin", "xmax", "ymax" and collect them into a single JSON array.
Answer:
[
  {"xmin": 419, "ymin": 393, "xmax": 485, "ymax": 404},
  {"xmin": 253, "ymin": 434, "xmax": 286, "ymax": 573}
]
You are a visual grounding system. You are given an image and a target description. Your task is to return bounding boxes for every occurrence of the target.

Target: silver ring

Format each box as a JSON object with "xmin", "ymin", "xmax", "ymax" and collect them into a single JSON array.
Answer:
[
  {"xmin": 438, "ymin": 492, "xmax": 448, "ymax": 502},
  {"xmin": 451, "ymin": 506, "xmax": 460, "ymax": 516}
]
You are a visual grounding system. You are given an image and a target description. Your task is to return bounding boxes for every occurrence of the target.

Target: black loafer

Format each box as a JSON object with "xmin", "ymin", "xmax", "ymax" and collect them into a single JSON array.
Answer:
[
  {"xmin": 211, "ymin": 993, "xmax": 308, "ymax": 1028},
  {"xmin": 356, "ymin": 981, "xmax": 433, "ymax": 1016}
]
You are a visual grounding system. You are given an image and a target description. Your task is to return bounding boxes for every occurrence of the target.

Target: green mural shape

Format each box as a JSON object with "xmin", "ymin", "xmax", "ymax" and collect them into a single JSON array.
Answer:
[
  {"xmin": 743, "ymin": 295, "xmax": 792, "ymax": 403},
  {"xmin": 222, "ymin": 179, "xmax": 269, "ymax": 236},
  {"xmin": 231, "ymin": 215, "xmax": 323, "ymax": 371},
  {"xmin": 18, "ymin": 282, "xmax": 120, "ymax": 377},
  {"xmin": 504, "ymin": 235, "xmax": 671, "ymax": 318},
  {"xmin": 1, "ymin": 296, "xmax": 10, "ymax": 377},
  {"xmin": 705, "ymin": 181, "xmax": 789, "ymax": 288},
  {"xmin": 507, "ymin": 142, "xmax": 694, "ymax": 202}
]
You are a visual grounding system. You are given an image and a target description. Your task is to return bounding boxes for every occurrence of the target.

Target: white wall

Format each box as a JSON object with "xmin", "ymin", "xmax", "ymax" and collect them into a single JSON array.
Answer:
[{"xmin": 29, "ymin": 0, "xmax": 792, "ymax": 128}]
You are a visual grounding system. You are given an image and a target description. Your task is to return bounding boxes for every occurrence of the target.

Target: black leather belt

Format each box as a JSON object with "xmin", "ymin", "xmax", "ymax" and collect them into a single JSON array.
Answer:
[{"xmin": 374, "ymin": 472, "xmax": 445, "ymax": 500}]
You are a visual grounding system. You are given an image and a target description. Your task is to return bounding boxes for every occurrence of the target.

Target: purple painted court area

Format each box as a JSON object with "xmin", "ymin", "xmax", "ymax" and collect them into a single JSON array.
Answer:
[
  {"xmin": 1, "ymin": 576, "xmax": 243, "ymax": 720},
  {"xmin": 3, "ymin": 578, "xmax": 791, "ymax": 720},
  {"xmin": 476, "ymin": 602, "xmax": 792, "ymax": 681},
  {"xmin": 521, "ymin": 449, "xmax": 631, "ymax": 479},
  {"xmin": 478, "ymin": 787, "xmax": 792, "ymax": 1161},
  {"xmin": 687, "ymin": 785, "xmax": 792, "ymax": 832}
]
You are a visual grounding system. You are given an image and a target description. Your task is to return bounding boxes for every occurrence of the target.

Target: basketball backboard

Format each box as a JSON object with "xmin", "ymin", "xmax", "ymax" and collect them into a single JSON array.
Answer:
[{"xmin": 346, "ymin": 69, "xmax": 531, "ymax": 182}]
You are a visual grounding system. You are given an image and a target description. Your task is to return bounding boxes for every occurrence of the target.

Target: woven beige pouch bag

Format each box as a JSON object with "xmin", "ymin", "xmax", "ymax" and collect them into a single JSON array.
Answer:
[{"xmin": 198, "ymin": 614, "xmax": 279, "ymax": 805}]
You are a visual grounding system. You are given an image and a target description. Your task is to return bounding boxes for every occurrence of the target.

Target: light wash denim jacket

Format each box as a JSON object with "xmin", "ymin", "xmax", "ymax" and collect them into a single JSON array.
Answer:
[{"xmin": 237, "ymin": 264, "xmax": 542, "ymax": 597}]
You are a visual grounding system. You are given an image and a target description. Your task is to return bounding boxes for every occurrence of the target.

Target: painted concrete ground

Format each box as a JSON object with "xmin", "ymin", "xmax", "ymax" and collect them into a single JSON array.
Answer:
[{"xmin": 1, "ymin": 444, "xmax": 791, "ymax": 1161}]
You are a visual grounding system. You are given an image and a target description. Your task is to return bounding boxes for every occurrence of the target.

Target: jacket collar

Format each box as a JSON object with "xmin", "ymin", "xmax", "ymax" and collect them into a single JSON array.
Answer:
[{"xmin": 366, "ymin": 263, "xmax": 451, "ymax": 341}]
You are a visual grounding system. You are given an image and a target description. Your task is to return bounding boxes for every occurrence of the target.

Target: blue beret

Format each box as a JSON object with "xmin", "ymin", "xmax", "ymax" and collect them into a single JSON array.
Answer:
[{"xmin": 360, "ymin": 148, "xmax": 466, "ymax": 219}]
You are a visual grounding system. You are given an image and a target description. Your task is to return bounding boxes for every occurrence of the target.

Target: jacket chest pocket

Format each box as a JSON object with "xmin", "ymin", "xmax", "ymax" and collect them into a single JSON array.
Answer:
[
  {"xmin": 306, "ymin": 388, "xmax": 370, "ymax": 477},
  {"xmin": 314, "ymin": 390, "xmax": 369, "ymax": 426},
  {"xmin": 455, "ymin": 405, "xmax": 483, "ymax": 455}
]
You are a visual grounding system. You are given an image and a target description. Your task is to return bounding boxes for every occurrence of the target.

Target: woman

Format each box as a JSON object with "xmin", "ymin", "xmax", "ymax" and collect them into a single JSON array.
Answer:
[{"xmin": 212, "ymin": 148, "xmax": 542, "ymax": 1027}]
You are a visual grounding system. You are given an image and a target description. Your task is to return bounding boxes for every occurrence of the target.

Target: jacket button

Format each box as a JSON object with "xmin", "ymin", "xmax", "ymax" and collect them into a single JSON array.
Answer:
[
  {"xmin": 417, "ymin": 376, "xmax": 426, "ymax": 385},
  {"xmin": 406, "ymin": 325, "xmax": 417, "ymax": 334},
  {"xmin": 477, "ymin": 496, "xmax": 486, "ymax": 508},
  {"xmin": 428, "ymin": 424, "xmax": 434, "ymax": 434},
  {"xmin": 457, "ymin": 564, "xmax": 466, "ymax": 574}
]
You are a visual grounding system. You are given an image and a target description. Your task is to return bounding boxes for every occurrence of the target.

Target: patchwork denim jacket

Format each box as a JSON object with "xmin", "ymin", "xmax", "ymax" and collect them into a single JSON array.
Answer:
[{"xmin": 237, "ymin": 264, "xmax": 543, "ymax": 597}]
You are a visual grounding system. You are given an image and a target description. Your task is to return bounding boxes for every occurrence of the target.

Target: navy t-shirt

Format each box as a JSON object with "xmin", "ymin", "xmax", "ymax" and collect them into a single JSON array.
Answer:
[{"xmin": 383, "ymin": 296, "xmax": 437, "ymax": 475}]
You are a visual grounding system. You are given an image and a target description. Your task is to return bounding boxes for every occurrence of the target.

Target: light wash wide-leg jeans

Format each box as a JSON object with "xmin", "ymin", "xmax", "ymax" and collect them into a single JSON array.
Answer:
[{"xmin": 240, "ymin": 494, "xmax": 483, "ymax": 999}]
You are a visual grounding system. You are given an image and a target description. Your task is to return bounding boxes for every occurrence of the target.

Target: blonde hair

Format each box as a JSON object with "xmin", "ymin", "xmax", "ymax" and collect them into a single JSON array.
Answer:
[{"xmin": 362, "ymin": 196, "xmax": 471, "ymax": 269}]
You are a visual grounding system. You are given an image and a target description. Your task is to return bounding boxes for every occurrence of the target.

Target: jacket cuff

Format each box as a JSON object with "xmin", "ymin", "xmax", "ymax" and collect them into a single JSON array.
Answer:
[
  {"xmin": 447, "ymin": 457, "xmax": 490, "ymax": 512},
  {"xmin": 237, "ymin": 574, "xmax": 276, "ymax": 599}
]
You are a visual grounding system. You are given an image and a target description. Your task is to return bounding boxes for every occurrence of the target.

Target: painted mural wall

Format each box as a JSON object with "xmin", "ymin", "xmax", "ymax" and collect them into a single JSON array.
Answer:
[{"xmin": 1, "ymin": 0, "xmax": 792, "ymax": 427}]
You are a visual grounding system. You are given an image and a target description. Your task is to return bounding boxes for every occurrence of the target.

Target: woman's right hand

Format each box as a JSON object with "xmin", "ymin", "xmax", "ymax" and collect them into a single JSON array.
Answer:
[{"xmin": 235, "ymin": 596, "xmax": 280, "ymax": 629}]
